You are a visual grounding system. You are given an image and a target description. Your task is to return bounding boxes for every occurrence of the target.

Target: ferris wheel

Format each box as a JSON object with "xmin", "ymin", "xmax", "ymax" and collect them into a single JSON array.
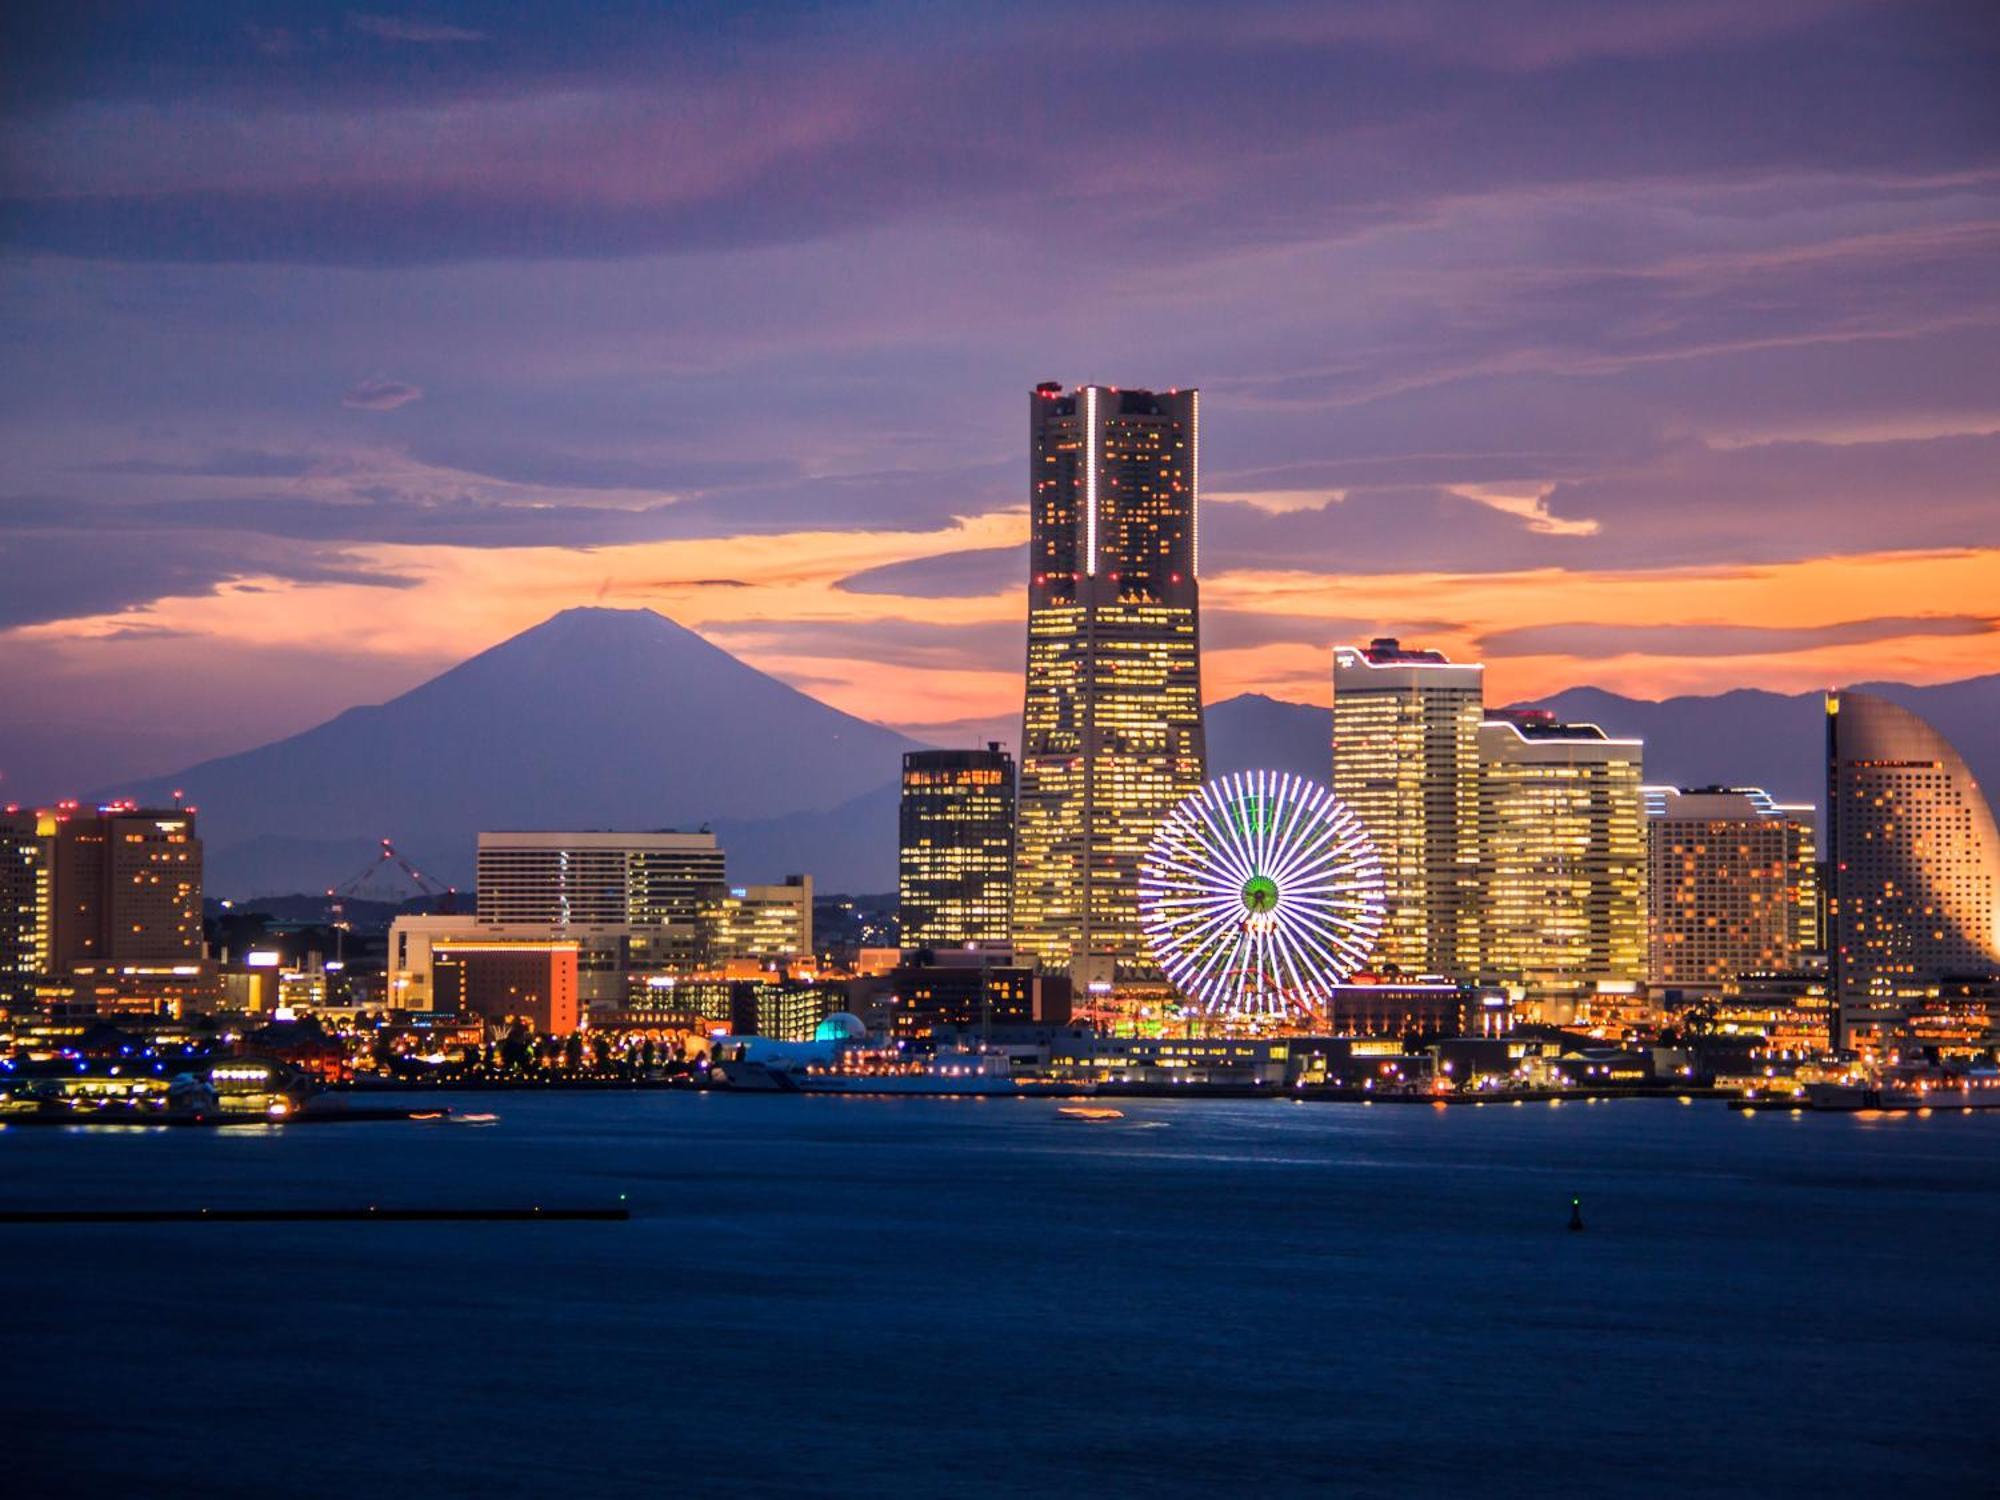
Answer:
[{"xmin": 1139, "ymin": 770, "xmax": 1386, "ymax": 1019}]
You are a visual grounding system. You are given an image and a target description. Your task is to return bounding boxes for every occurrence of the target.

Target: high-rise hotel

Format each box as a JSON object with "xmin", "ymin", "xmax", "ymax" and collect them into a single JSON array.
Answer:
[
  {"xmin": 1474, "ymin": 711, "xmax": 1646, "ymax": 1012},
  {"xmin": 1331, "ymin": 639, "xmax": 1484, "ymax": 979},
  {"xmin": 1826, "ymin": 690, "xmax": 2000, "ymax": 1043},
  {"xmin": 1645, "ymin": 787, "xmax": 1818, "ymax": 990},
  {"xmin": 1016, "ymin": 384, "xmax": 1205, "ymax": 987}
]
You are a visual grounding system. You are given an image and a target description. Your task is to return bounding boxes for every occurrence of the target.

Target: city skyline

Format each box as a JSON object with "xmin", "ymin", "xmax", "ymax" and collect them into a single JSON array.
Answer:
[
  {"xmin": 4, "ymin": 1, "xmax": 1998, "ymax": 798},
  {"xmin": 8, "ymin": 11, "xmax": 2000, "ymax": 1494}
]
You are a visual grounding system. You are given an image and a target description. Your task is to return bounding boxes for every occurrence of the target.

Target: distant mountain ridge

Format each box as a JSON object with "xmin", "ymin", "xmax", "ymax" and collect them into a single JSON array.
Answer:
[
  {"xmin": 89, "ymin": 606, "xmax": 1999, "ymax": 896},
  {"xmin": 115, "ymin": 608, "xmax": 922, "ymax": 896},
  {"xmin": 1202, "ymin": 677, "xmax": 2000, "ymax": 818}
]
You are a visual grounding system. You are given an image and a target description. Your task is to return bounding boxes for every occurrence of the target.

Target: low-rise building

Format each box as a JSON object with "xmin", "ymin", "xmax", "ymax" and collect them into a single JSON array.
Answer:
[{"xmin": 432, "ymin": 938, "xmax": 580, "ymax": 1034}]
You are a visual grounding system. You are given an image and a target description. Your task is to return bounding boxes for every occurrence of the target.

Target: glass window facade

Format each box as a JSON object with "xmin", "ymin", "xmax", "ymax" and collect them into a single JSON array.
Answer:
[
  {"xmin": 898, "ymin": 747, "xmax": 1014, "ymax": 950},
  {"xmin": 1016, "ymin": 385, "xmax": 1205, "ymax": 985}
]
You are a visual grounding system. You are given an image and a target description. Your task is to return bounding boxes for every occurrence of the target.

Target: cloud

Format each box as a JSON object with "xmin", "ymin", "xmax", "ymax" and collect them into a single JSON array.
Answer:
[
  {"xmin": 1198, "ymin": 431, "xmax": 2000, "ymax": 576},
  {"xmin": 1478, "ymin": 615, "xmax": 1997, "ymax": 659},
  {"xmin": 1204, "ymin": 610, "xmax": 1459, "ymax": 653},
  {"xmin": 4, "ymin": 3, "xmax": 1990, "ymax": 266},
  {"xmin": 0, "ymin": 527, "xmax": 416, "ymax": 630},
  {"xmin": 835, "ymin": 545, "xmax": 1025, "ymax": 598},
  {"xmin": 341, "ymin": 377, "xmax": 424, "ymax": 411},
  {"xmin": 1536, "ymin": 432, "xmax": 2000, "ymax": 565},
  {"xmin": 348, "ymin": 14, "xmax": 486, "ymax": 45},
  {"xmin": 700, "ymin": 616, "xmax": 1022, "ymax": 674},
  {"xmin": 83, "ymin": 449, "xmax": 323, "ymax": 479}
]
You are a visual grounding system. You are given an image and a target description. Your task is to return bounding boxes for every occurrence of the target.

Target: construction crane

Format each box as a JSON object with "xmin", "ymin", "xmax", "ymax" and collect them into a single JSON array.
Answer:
[{"xmin": 326, "ymin": 840, "xmax": 459, "ymax": 959}]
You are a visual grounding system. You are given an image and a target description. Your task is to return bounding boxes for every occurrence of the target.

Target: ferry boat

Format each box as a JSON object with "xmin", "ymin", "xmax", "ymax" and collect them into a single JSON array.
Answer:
[{"xmin": 793, "ymin": 1050, "xmax": 1038, "ymax": 1096}]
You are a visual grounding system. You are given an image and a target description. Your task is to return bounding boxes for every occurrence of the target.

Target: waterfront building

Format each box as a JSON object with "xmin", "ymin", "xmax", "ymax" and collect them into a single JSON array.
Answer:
[
  {"xmin": 387, "ymin": 913, "xmax": 484, "ymax": 1010},
  {"xmin": 889, "ymin": 946, "xmax": 1071, "ymax": 1044},
  {"xmin": 431, "ymin": 937, "xmax": 581, "ymax": 1035},
  {"xmin": 1330, "ymin": 639, "xmax": 1484, "ymax": 979},
  {"xmin": 45, "ymin": 802, "xmax": 203, "ymax": 970},
  {"xmin": 0, "ymin": 801, "xmax": 208, "ymax": 1015},
  {"xmin": 0, "ymin": 810, "xmax": 52, "ymax": 1008},
  {"xmin": 1646, "ymin": 787, "xmax": 1818, "ymax": 990},
  {"xmin": 1015, "ymin": 383, "xmax": 1205, "ymax": 989},
  {"xmin": 728, "ymin": 978, "xmax": 847, "ymax": 1042},
  {"xmin": 390, "ymin": 911, "xmax": 684, "ymax": 1015},
  {"xmin": 1825, "ymin": 691, "xmax": 2000, "ymax": 1045},
  {"xmin": 473, "ymin": 830, "xmax": 727, "ymax": 1011},
  {"xmin": 706, "ymin": 875, "xmax": 814, "ymax": 968},
  {"xmin": 1710, "ymin": 970, "xmax": 1837, "ymax": 1055},
  {"xmin": 899, "ymin": 745, "xmax": 1015, "ymax": 950},
  {"xmin": 1474, "ymin": 712, "xmax": 1646, "ymax": 1017}
]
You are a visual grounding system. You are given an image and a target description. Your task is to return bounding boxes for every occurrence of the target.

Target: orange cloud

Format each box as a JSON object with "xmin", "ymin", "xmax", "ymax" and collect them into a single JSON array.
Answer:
[{"xmin": 15, "ymin": 526, "xmax": 1998, "ymax": 737}]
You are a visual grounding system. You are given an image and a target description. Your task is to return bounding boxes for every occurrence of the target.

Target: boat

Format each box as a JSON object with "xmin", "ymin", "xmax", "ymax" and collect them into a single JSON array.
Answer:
[{"xmin": 795, "ymin": 1051, "xmax": 1041, "ymax": 1096}]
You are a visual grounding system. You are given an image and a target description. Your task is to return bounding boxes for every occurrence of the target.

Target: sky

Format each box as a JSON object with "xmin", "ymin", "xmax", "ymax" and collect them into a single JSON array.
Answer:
[{"xmin": 2, "ymin": 0, "xmax": 1998, "ymax": 797}]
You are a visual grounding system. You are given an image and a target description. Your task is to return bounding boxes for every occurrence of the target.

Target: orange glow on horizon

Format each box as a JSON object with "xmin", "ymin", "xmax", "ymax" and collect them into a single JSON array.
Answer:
[{"xmin": 8, "ymin": 523, "xmax": 1997, "ymax": 737}]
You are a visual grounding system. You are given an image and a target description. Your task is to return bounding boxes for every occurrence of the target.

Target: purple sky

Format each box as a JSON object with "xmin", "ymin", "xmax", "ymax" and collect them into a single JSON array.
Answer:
[{"xmin": 2, "ymin": 0, "xmax": 1998, "ymax": 799}]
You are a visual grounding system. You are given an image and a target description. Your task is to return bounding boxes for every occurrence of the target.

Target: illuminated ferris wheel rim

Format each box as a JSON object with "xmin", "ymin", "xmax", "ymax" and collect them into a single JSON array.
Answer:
[{"xmin": 1138, "ymin": 769, "xmax": 1385, "ymax": 1018}]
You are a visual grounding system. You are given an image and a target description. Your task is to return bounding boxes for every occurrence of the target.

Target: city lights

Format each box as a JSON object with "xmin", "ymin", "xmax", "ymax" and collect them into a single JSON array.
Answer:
[{"xmin": 1140, "ymin": 771, "xmax": 1386, "ymax": 1019}]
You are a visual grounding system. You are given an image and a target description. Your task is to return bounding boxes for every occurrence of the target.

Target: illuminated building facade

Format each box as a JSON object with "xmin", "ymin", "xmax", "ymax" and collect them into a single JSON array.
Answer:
[
  {"xmin": 1646, "ymin": 787, "xmax": 1818, "ymax": 988},
  {"xmin": 388, "ymin": 913, "xmax": 484, "ymax": 1010},
  {"xmin": 706, "ymin": 875, "xmax": 814, "ymax": 968},
  {"xmin": 899, "ymin": 745, "xmax": 1015, "ymax": 949},
  {"xmin": 1016, "ymin": 383, "xmax": 1205, "ymax": 988},
  {"xmin": 44, "ymin": 803, "xmax": 203, "ymax": 970},
  {"xmin": 432, "ymin": 938, "xmax": 581, "ymax": 1034},
  {"xmin": 1331, "ymin": 639, "xmax": 1484, "ymax": 979},
  {"xmin": 477, "ymin": 830, "xmax": 725, "ymax": 928},
  {"xmin": 729, "ymin": 978, "xmax": 851, "ymax": 1042},
  {"xmin": 0, "ymin": 811, "xmax": 52, "ymax": 1007},
  {"xmin": 476, "ymin": 829, "xmax": 726, "ymax": 999},
  {"xmin": 1826, "ymin": 690, "xmax": 2000, "ymax": 1044},
  {"xmin": 1474, "ymin": 712, "xmax": 1646, "ymax": 1012},
  {"xmin": 888, "ymin": 948, "xmax": 1070, "ymax": 1044}
]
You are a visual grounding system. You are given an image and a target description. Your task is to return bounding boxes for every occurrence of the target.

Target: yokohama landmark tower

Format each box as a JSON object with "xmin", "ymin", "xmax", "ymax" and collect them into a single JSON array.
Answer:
[{"xmin": 1016, "ymin": 383, "xmax": 1206, "ymax": 988}]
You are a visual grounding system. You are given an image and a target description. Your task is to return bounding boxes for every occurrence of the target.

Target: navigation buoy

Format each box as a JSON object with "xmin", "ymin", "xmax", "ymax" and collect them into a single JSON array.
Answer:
[{"xmin": 1568, "ymin": 1197, "xmax": 1585, "ymax": 1232}]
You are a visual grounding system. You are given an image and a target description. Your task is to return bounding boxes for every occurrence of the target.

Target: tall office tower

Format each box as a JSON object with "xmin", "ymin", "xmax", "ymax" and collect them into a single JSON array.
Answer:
[
  {"xmin": 1475, "ymin": 712, "xmax": 1646, "ymax": 1011},
  {"xmin": 0, "ymin": 811, "xmax": 53, "ymax": 1006},
  {"xmin": 1645, "ymin": 787, "xmax": 1818, "ymax": 989},
  {"xmin": 47, "ymin": 803, "xmax": 203, "ymax": 967},
  {"xmin": 476, "ymin": 831, "xmax": 726, "ymax": 929},
  {"xmin": 899, "ymin": 745, "xmax": 1015, "ymax": 950},
  {"xmin": 1331, "ymin": 639, "xmax": 1484, "ymax": 979},
  {"xmin": 1016, "ymin": 383, "xmax": 1205, "ymax": 987},
  {"xmin": 1826, "ymin": 691, "xmax": 2000, "ymax": 1041}
]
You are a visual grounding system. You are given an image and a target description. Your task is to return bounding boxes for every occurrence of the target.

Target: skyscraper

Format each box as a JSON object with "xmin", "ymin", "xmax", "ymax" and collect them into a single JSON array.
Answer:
[
  {"xmin": 1826, "ymin": 691, "xmax": 2000, "ymax": 1042},
  {"xmin": 47, "ymin": 803, "xmax": 203, "ymax": 969},
  {"xmin": 1645, "ymin": 787, "xmax": 1818, "ymax": 989},
  {"xmin": 1331, "ymin": 639, "xmax": 1484, "ymax": 979},
  {"xmin": 1474, "ymin": 712, "xmax": 1646, "ymax": 1013},
  {"xmin": 899, "ymin": 745, "xmax": 1015, "ymax": 950},
  {"xmin": 1016, "ymin": 383, "xmax": 1205, "ymax": 988},
  {"xmin": 0, "ymin": 810, "xmax": 52, "ymax": 1007}
]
